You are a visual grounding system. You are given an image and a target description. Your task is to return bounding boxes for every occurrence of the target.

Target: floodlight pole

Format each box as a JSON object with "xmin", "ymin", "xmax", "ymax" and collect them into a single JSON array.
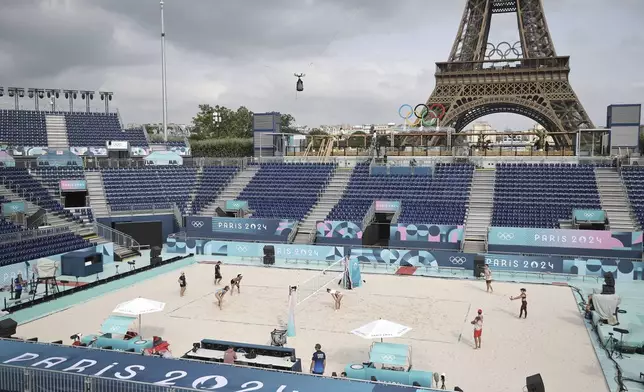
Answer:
[{"xmin": 160, "ymin": 0, "xmax": 169, "ymax": 142}]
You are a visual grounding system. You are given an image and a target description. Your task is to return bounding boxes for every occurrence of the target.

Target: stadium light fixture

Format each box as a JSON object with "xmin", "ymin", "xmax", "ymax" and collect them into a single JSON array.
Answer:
[
  {"xmin": 79, "ymin": 90, "xmax": 95, "ymax": 113},
  {"xmin": 27, "ymin": 88, "xmax": 46, "ymax": 111},
  {"xmin": 99, "ymin": 91, "xmax": 114, "ymax": 113},
  {"xmin": 63, "ymin": 89, "xmax": 79, "ymax": 112},
  {"xmin": 7, "ymin": 88, "xmax": 25, "ymax": 110},
  {"xmin": 45, "ymin": 89, "xmax": 60, "ymax": 111}
]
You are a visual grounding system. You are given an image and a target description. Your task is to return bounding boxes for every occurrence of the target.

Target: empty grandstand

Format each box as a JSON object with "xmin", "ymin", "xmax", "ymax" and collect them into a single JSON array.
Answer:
[
  {"xmin": 101, "ymin": 167, "xmax": 197, "ymax": 213},
  {"xmin": 327, "ymin": 162, "xmax": 473, "ymax": 225},
  {"xmin": 65, "ymin": 113, "xmax": 147, "ymax": 147},
  {"xmin": 237, "ymin": 163, "xmax": 337, "ymax": 220},
  {"xmin": 491, "ymin": 163, "xmax": 601, "ymax": 228}
]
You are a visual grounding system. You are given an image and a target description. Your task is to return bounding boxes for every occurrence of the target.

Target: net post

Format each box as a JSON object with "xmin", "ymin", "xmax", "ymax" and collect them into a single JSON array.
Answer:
[{"xmin": 287, "ymin": 285, "xmax": 297, "ymax": 337}]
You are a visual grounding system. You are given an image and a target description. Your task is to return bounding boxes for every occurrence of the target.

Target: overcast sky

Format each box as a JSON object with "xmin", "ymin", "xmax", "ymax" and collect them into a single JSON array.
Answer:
[{"xmin": 1, "ymin": 0, "xmax": 643, "ymax": 130}]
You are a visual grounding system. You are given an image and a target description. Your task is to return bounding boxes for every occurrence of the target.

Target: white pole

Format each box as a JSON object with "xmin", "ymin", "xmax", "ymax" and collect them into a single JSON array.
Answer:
[{"xmin": 160, "ymin": 1, "xmax": 168, "ymax": 142}]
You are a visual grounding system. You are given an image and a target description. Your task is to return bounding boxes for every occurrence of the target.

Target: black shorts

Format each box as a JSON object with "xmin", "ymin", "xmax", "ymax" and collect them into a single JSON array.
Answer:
[
  {"xmin": 215, "ymin": 274, "xmax": 222, "ymax": 279},
  {"xmin": 486, "ymin": 279, "xmax": 492, "ymax": 283}
]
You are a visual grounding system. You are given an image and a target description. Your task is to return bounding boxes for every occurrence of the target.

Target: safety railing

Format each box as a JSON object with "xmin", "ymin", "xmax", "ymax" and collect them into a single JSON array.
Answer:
[
  {"xmin": 93, "ymin": 221, "xmax": 141, "ymax": 251},
  {"xmin": 288, "ymin": 221, "xmax": 299, "ymax": 243},
  {"xmin": 173, "ymin": 203, "xmax": 184, "ymax": 228},
  {"xmin": 0, "ymin": 226, "xmax": 71, "ymax": 244},
  {"xmin": 362, "ymin": 202, "xmax": 376, "ymax": 230}
]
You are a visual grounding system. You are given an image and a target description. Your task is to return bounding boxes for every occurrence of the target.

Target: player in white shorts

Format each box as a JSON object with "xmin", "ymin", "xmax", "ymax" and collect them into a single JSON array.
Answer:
[{"xmin": 326, "ymin": 288, "xmax": 343, "ymax": 310}]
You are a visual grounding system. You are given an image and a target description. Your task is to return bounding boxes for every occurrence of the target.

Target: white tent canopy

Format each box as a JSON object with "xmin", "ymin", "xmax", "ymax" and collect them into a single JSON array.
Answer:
[
  {"xmin": 113, "ymin": 298, "xmax": 165, "ymax": 334},
  {"xmin": 351, "ymin": 319, "xmax": 412, "ymax": 341}
]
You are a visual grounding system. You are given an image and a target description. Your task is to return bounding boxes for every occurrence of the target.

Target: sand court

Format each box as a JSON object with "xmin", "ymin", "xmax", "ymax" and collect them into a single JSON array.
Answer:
[{"xmin": 15, "ymin": 262, "xmax": 608, "ymax": 392}]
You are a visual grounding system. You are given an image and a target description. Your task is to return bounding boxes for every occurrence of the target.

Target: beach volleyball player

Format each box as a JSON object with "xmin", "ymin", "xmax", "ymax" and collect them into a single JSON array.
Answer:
[
  {"xmin": 215, "ymin": 286, "xmax": 230, "ymax": 310},
  {"xmin": 326, "ymin": 288, "xmax": 343, "ymax": 310},
  {"xmin": 230, "ymin": 274, "xmax": 243, "ymax": 295}
]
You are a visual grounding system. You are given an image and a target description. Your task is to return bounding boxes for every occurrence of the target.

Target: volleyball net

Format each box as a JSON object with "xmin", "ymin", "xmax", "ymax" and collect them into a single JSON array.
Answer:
[{"xmin": 285, "ymin": 258, "xmax": 349, "ymax": 336}]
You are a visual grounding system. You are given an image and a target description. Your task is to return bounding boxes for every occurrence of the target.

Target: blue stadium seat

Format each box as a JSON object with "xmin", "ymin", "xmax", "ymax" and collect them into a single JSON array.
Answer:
[
  {"xmin": 237, "ymin": 163, "xmax": 337, "ymax": 221},
  {"xmin": 0, "ymin": 109, "xmax": 47, "ymax": 146},
  {"xmin": 491, "ymin": 163, "xmax": 601, "ymax": 228},
  {"xmin": 327, "ymin": 162, "xmax": 474, "ymax": 225},
  {"xmin": 621, "ymin": 166, "xmax": 644, "ymax": 228},
  {"xmin": 0, "ymin": 232, "xmax": 90, "ymax": 267},
  {"xmin": 64, "ymin": 113, "xmax": 148, "ymax": 147}
]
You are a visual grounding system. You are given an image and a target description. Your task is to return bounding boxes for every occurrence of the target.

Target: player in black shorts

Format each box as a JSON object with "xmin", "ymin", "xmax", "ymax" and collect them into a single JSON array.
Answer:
[
  {"xmin": 178, "ymin": 272, "xmax": 187, "ymax": 297},
  {"xmin": 230, "ymin": 274, "xmax": 243, "ymax": 295},
  {"xmin": 214, "ymin": 261, "xmax": 223, "ymax": 285}
]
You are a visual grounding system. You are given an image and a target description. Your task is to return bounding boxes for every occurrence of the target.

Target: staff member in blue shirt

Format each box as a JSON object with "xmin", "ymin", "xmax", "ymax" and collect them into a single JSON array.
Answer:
[{"xmin": 310, "ymin": 343, "xmax": 326, "ymax": 375}]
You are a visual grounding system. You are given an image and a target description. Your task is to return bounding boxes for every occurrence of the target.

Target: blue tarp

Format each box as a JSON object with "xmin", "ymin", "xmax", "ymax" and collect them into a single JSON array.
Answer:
[
  {"xmin": 100, "ymin": 315, "xmax": 137, "ymax": 334},
  {"xmin": 369, "ymin": 342, "xmax": 410, "ymax": 367}
]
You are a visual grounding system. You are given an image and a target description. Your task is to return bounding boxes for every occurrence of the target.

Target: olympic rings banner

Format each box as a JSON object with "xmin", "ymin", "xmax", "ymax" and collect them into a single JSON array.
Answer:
[
  {"xmin": 572, "ymin": 209, "xmax": 606, "ymax": 223},
  {"xmin": 185, "ymin": 216, "xmax": 296, "ymax": 242},
  {"xmin": 488, "ymin": 227, "xmax": 643, "ymax": 258},
  {"xmin": 389, "ymin": 224, "xmax": 464, "ymax": 250},
  {"xmin": 398, "ymin": 103, "xmax": 447, "ymax": 128}
]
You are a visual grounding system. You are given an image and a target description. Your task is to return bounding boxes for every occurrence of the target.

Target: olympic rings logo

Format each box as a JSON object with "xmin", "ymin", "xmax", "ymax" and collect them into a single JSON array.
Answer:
[
  {"xmin": 485, "ymin": 41, "xmax": 522, "ymax": 60},
  {"xmin": 236, "ymin": 245, "xmax": 248, "ymax": 252},
  {"xmin": 380, "ymin": 354, "xmax": 396, "ymax": 362},
  {"xmin": 398, "ymin": 103, "xmax": 446, "ymax": 127},
  {"xmin": 191, "ymin": 221, "xmax": 205, "ymax": 228},
  {"xmin": 584, "ymin": 212, "xmax": 595, "ymax": 218},
  {"xmin": 497, "ymin": 232, "xmax": 515, "ymax": 240},
  {"xmin": 449, "ymin": 256, "xmax": 466, "ymax": 265}
]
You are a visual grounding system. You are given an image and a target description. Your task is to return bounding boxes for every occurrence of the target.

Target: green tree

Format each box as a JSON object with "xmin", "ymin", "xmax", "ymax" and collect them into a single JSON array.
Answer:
[
  {"xmin": 280, "ymin": 113, "xmax": 298, "ymax": 133},
  {"xmin": 230, "ymin": 106, "xmax": 254, "ymax": 138},
  {"xmin": 347, "ymin": 131, "xmax": 367, "ymax": 148}
]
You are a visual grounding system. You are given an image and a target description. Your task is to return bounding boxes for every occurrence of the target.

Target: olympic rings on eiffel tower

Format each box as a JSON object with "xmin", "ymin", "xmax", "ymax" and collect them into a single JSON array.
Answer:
[
  {"xmin": 485, "ymin": 41, "xmax": 522, "ymax": 60},
  {"xmin": 398, "ymin": 103, "xmax": 446, "ymax": 127}
]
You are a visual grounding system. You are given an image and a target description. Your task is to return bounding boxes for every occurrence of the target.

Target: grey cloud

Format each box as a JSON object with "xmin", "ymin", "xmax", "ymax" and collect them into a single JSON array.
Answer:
[{"xmin": 0, "ymin": 0, "xmax": 643, "ymax": 131}]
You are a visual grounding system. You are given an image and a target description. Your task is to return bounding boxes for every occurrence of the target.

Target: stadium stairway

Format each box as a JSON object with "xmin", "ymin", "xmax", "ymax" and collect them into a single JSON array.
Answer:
[
  {"xmin": 85, "ymin": 171, "xmax": 110, "ymax": 218},
  {"xmin": 594, "ymin": 167, "xmax": 638, "ymax": 231},
  {"xmin": 0, "ymin": 184, "xmax": 95, "ymax": 238},
  {"xmin": 185, "ymin": 166, "xmax": 204, "ymax": 214},
  {"xmin": 201, "ymin": 166, "xmax": 259, "ymax": 216},
  {"xmin": 462, "ymin": 168, "xmax": 496, "ymax": 253},
  {"xmin": 45, "ymin": 115, "xmax": 69, "ymax": 148},
  {"xmin": 293, "ymin": 165, "xmax": 354, "ymax": 244}
]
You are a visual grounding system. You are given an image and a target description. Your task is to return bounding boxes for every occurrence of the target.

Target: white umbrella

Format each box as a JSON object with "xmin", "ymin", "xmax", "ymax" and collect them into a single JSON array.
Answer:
[
  {"xmin": 113, "ymin": 298, "xmax": 166, "ymax": 334},
  {"xmin": 351, "ymin": 319, "xmax": 411, "ymax": 342}
]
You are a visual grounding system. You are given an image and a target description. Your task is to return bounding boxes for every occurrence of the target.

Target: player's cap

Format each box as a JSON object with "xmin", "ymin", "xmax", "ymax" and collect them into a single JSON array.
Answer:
[
  {"xmin": 315, "ymin": 343, "xmax": 321, "ymax": 350},
  {"xmin": 520, "ymin": 287, "xmax": 526, "ymax": 291},
  {"xmin": 477, "ymin": 309, "xmax": 482, "ymax": 314}
]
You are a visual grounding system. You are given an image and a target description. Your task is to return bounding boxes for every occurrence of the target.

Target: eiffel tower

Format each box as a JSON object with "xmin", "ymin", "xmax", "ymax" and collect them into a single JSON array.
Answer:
[{"xmin": 425, "ymin": 0, "xmax": 594, "ymax": 146}]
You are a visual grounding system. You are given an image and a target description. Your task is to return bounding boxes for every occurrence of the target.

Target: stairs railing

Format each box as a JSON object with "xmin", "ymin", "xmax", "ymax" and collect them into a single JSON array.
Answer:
[
  {"xmin": 93, "ymin": 221, "xmax": 142, "ymax": 251},
  {"xmin": 362, "ymin": 202, "xmax": 376, "ymax": 230},
  {"xmin": 173, "ymin": 203, "xmax": 184, "ymax": 228}
]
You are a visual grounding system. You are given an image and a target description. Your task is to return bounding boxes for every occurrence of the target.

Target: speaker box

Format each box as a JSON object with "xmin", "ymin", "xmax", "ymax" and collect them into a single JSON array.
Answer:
[
  {"xmin": 263, "ymin": 245, "xmax": 275, "ymax": 256},
  {"xmin": 0, "ymin": 318, "xmax": 17, "ymax": 338},
  {"xmin": 263, "ymin": 256, "xmax": 275, "ymax": 265},
  {"xmin": 151, "ymin": 246, "xmax": 162, "ymax": 258},
  {"xmin": 215, "ymin": 207, "xmax": 227, "ymax": 217},
  {"xmin": 150, "ymin": 256, "xmax": 163, "ymax": 266},
  {"xmin": 526, "ymin": 373, "xmax": 545, "ymax": 392},
  {"xmin": 473, "ymin": 255, "xmax": 485, "ymax": 278}
]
